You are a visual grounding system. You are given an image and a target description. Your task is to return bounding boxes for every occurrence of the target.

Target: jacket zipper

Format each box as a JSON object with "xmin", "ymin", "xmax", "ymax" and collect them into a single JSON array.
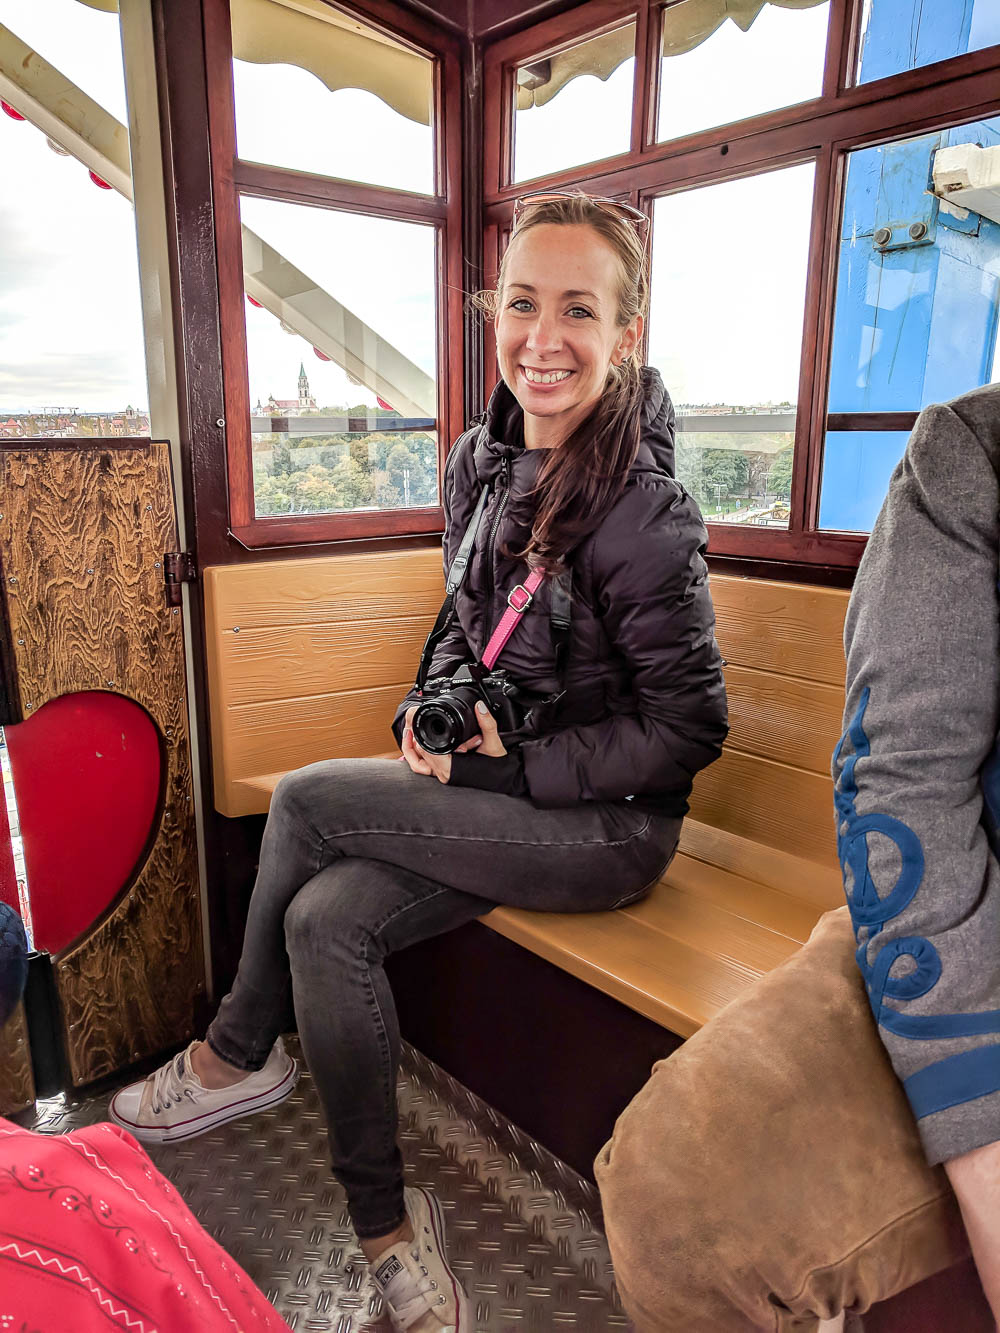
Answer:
[{"xmin": 482, "ymin": 456, "xmax": 510, "ymax": 647}]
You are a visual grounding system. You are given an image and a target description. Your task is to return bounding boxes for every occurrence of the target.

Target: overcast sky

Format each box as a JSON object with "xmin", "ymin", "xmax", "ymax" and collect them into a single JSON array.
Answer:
[{"xmin": 0, "ymin": 0, "xmax": 994, "ymax": 417}]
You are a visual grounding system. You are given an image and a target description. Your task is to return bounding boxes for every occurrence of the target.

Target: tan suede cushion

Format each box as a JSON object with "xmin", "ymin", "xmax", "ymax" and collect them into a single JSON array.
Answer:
[{"xmin": 595, "ymin": 907, "xmax": 969, "ymax": 1332}]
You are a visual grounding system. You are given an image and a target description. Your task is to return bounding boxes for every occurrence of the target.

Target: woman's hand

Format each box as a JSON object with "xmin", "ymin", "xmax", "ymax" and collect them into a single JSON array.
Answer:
[
  {"xmin": 471, "ymin": 701, "xmax": 508, "ymax": 757},
  {"xmin": 400, "ymin": 702, "xmax": 507, "ymax": 783}
]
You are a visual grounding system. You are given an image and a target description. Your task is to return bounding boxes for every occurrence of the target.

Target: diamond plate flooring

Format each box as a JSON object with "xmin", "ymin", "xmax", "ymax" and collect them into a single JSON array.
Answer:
[{"xmin": 22, "ymin": 1038, "xmax": 630, "ymax": 1331}]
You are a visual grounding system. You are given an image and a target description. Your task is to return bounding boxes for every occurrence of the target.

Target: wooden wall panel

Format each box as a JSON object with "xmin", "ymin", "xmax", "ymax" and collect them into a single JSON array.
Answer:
[
  {"xmin": 216, "ymin": 618, "xmax": 433, "ymax": 706},
  {"xmin": 724, "ymin": 664, "xmax": 844, "ymax": 777},
  {"xmin": 0, "ymin": 444, "xmax": 203, "ymax": 1086},
  {"xmin": 204, "ymin": 548, "xmax": 443, "ymax": 629},
  {"xmin": 204, "ymin": 553, "xmax": 443, "ymax": 816},
  {"xmin": 711, "ymin": 574, "xmax": 849, "ymax": 687},
  {"xmin": 223, "ymin": 686, "xmax": 409, "ymax": 817},
  {"xmin": 0, "ymin": 1002, "xmax": 35, "ymax": 1115},
  {"xmin": 688, "ymin": 746, "xmax": 839, "ymax": 871}
]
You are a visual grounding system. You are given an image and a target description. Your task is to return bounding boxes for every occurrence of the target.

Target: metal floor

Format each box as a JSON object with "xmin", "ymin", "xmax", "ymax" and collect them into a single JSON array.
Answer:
[{"xmin": 24, "ymin": 1037, "xmax": 630, "ymax": 1332}]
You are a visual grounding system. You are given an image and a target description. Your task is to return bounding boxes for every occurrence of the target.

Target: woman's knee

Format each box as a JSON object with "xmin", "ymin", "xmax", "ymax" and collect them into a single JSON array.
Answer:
[
  {"xmin": 271, "ymin": 764, "xmax": 324, "ymax": 828},
  {"xmin": 284, "ymin": 872, "xmax": 350, "ymax": 962}
]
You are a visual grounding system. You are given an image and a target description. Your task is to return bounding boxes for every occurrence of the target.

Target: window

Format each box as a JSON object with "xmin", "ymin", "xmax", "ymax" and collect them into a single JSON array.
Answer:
[
  {"xmin": 855, "ymin": 0, "xmax": 1000, "ymax": 84},
  {"xmin": 208, "ymin": 0, "xmax": 462, "ymax": 545},
  {"xmin": 513, "ymin": 25, "xmax": 636, "ymax": 183},
  {"xmin": 658, "ymin": 0, "xmax": 830, "ymax": 144},
  {"xmin": 648, "ymin": 166, "xmax": 815, "ymax": 529},
  {"xmin": 241, "ymin": 196, "xmax": 438, "ymax": 519},
  {"xmin": 484, "ymin": 0, "xmax": 1000, "ymax": 568},
  {"xmin": 0, "ymin": 0, "xmax": 150, "ymax": 439},
  {"xmin": 230, "ymin": 0, "xmax": 435, "ymax": 193}
]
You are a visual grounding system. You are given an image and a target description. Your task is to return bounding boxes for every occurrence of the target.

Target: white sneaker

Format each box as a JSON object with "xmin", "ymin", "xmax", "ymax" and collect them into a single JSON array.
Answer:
[
  {"xmin": 371, "ymin": 1186, "xmax": 470, "ymax": 1332},
  {"xmin": 108, "ymin": 1038, "xmax": 297, "ymax": 1144}
]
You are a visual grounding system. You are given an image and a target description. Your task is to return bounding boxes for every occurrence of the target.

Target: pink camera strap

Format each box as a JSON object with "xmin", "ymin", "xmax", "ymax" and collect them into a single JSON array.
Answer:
[{"xmin": 481, "ymin": 568, "xmax": 545, "ymax": 671}]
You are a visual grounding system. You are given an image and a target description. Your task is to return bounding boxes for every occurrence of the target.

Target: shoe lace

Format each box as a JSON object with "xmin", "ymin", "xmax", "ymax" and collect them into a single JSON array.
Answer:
[
  {"xmin": 149, "ymin": 1051, "xmax": 188, "ymax": 1115},
  {"xmin": 383, "ymin": 1248, "xmax": 445, "ymax": 1330}
]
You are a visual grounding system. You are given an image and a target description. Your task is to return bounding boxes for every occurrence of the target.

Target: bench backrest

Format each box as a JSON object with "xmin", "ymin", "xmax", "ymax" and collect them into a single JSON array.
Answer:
[
  {"xmin": 685, "ymin": 575, "xmax": 848, "ymax": 911},
  {"xmin": 204, "ymin": 553, "xmax": 850, "ymax": 909},
  {"xmin": 204, "ymin": 547, "xmax": 443, "ymax": 817}
]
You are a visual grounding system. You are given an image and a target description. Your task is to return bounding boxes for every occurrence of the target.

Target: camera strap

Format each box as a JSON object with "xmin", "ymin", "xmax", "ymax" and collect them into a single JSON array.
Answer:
[
  {"xmin": 414, "ymin": 481, "xmax": 573, "ymax": 691},
  {"xmin": 415, "ymin": 483, "xmax": 492, "ymax": 689}
]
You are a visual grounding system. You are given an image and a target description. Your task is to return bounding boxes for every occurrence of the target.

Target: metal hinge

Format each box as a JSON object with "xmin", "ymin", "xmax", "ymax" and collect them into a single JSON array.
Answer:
[{"xmin": 163, "ymin": 551, "xmax": 197, "ymax": 606}]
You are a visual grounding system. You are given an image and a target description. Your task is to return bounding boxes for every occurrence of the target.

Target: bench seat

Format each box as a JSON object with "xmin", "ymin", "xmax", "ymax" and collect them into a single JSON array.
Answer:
[
  {"xmin": 229, "ymin": 755, "xmax": 829, "ymax": 1035},
  {"xmin": 206, "ymin": 559, "xmax": 848, "ymax": 1038}
]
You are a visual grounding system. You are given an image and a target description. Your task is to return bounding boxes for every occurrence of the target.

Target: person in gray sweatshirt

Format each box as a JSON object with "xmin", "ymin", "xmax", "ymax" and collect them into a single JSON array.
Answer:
[
  {"xmin": 595, "ymin": 382, "xmax": 1000, "ymax": 1331},
  {"xmin": 836, "ymin": 379, "xmax": 1000, "ymax": 1319}
]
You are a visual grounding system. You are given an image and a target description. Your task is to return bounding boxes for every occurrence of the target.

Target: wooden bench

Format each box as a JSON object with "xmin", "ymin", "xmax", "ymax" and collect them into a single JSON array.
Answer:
[{"xmin": 203, "ymin": 551, "xmax": 848, "ymax": 1039}]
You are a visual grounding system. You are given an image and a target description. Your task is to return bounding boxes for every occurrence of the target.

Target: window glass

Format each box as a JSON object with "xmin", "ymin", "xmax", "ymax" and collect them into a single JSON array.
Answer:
[
  {"xmin": 231, "ymin": 0, "xmax": 434, "ymax": 194},
  {"xmin": 647, "ymin": 164, "xmax": 816, "ymax": 527},
  {"xmin": 512, "ymin": 25, "xmax": 635, "ymax": 184},
  {"xmin": 0, "ymin": 0, "xmax": 150, "ymax": 435},
  {"xmin": 240, "ymin": 196, "xmax": 439, "ymax": 518},
  {"xmin": 855, "ymin": 0, "xmax": 1000, "ymax": 85},
  {"xmin": 658, "ymin": 0, "xmax": 829, "ymax": 144},
  {"xmin": 819, "ymin": 114, "xmax": 1000, "ymax": 532}
]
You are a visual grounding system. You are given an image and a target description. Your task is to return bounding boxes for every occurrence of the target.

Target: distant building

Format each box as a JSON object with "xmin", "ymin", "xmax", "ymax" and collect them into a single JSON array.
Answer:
[
  {"xmin": 0, "ymin": 408, "xmax": 150, "ymax": 437},
  {"xmin": 254, "ymin": 362, "xmax": 318, "ymax": 416}
]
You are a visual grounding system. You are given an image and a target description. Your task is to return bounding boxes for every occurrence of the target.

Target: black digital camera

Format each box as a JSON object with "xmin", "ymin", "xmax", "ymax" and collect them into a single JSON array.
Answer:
[{"xmin": 411, "ymin": 663, "xmax": 527, "ymax": 755}]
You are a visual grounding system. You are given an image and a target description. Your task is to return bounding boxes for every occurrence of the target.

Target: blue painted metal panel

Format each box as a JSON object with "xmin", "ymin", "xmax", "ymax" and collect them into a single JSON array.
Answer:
[
  {"xmin": 819, "ymin": 432, "xmax": 910, "ymax": 532},
  {"xmin": 858, "ymin": 0, "xmax": 985, "ymax": 84},
  {"xmin": 821, "ymin": 101, "xmax": 1000, "ymax": 531}
]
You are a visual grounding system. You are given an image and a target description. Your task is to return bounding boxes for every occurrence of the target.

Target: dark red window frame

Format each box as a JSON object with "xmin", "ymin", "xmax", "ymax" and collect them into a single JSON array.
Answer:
[
  {"xmin": 203, "ymin": 0, "xmax": 465, "ymax": 548},
  {"xmin": 482, "ymin": 0, "xmax": 1000, "ymax": 568}
]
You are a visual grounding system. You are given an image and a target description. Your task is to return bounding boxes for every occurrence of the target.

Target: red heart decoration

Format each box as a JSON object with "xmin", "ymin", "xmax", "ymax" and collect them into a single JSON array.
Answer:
[{"xmin": 4, "ymin": 692, "xmax": 162, "ymax": 954}]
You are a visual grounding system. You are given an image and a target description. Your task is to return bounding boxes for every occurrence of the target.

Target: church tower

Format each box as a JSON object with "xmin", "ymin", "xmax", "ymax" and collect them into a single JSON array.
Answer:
[{"xmin": 298, "ymin": 361, "xmax": 310, "ymax": 411}]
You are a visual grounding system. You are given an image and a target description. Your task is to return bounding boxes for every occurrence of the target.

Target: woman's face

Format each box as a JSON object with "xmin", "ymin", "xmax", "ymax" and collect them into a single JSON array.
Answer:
[{"xmin": 495, "ymin": 222, "xmax": 642, "ymax": 445}]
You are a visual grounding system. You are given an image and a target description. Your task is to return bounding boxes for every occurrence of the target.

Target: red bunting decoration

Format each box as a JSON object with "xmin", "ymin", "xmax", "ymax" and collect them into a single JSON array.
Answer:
[
  {"xmin": 313, "ymin": 347, "xmax": 331, "ymax": 361},
  {"xmin": 89, "ymin": 170, "xmax": 112, "ymax": 189},
  {"xmin": 1, "ymin": 101, "xmax": 25, "ymax": 120},
  {"xmin": 376, "ymin": 396, "xmax": 394, "ymax": 411}
]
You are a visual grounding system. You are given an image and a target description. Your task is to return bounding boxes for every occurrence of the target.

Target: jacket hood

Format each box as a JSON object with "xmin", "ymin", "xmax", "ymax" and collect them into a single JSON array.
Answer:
[{"xmin": 473, "ymin": 366, "xmax": 676, "ymax": 487}]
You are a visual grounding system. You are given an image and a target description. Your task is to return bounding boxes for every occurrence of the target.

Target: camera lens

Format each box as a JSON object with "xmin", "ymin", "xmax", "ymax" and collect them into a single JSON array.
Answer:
[{"xmin": 412, "ymin": 700, "xmax": 463, "ymax": 754}]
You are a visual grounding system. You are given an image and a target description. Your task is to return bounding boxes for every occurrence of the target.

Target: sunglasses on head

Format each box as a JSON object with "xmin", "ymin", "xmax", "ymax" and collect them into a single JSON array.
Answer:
[{"xmin": 512, "ymin": 191, "xmax": 649, "ymax": 236}]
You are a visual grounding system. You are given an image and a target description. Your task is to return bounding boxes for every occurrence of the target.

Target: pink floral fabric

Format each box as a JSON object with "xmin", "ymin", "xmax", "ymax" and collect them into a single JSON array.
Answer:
[{"xmin": 0, "ymin": 1117, "xmax": 293, "ymax": 1332}]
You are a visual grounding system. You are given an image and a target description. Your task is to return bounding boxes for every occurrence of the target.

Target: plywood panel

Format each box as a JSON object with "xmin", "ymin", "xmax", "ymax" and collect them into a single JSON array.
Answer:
[
  {"xmin": 0, "ymin": 1002, "xmax": 35, "ymax": 1115},
  {"xmin": 0, "ymin": 444, "xmax": 203, "ymax": 1086},
  {"xmin": 724, "ymin": 664, "xmax": 844, "ymax": 776},
  {"xmin": 204, "ymin": 547, "xmax": 443, "ymax": 630},
  {"xmin": 688, "ymin": 746, "xmax": 839, "ymax": 869},
  {"xmin": 710, "ymin": 574, "xmax": 849, "ymax": 686},
  {"xmin": 214, "ymin": 617, "xmax": 433, "ymax": 706}
]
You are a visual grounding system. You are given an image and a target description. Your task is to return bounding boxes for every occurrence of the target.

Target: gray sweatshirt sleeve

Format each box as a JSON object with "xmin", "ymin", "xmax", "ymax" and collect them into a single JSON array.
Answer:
[{"xmin": 834, "ymin": 385, "xmax": 1000, "ymax": 1166}]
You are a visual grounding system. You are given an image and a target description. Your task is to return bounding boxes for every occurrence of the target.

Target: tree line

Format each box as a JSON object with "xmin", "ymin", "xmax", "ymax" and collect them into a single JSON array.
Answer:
[{"xmin": 253, "ymin": 430, "xmax": 438, "ymax": 516}]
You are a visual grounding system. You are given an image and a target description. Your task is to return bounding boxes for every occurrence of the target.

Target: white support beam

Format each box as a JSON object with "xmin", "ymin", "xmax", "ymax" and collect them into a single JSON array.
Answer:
[
  {"xmin": 0, "ymin": 23, "xmax": 435, "ymax": 417},
  {"xmin": 242, "ymin": 232, "xmax": 435, "ymax": 418}
]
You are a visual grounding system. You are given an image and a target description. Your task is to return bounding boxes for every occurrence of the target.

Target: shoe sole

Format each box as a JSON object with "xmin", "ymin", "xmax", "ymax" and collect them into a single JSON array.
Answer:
[
  {"xmin": 108, "ymin": 1057, "xmax": 298, "ymax": 1145},
  {"xmin": 409, "ymin": 1185, "xmax": 470, "ymax": 1332}
]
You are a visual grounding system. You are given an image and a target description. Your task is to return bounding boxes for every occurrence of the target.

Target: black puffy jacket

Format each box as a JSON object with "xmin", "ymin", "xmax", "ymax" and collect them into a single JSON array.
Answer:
[{"xmin": 393, "ymin": 367, "xmax": 728, "ymax": 814}]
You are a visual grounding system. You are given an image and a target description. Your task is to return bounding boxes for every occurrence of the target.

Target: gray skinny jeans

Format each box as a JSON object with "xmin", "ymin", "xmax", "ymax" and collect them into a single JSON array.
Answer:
[{"xmin": 206, "ymin": 758, "xmax": 681, "ymax": 1238}]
